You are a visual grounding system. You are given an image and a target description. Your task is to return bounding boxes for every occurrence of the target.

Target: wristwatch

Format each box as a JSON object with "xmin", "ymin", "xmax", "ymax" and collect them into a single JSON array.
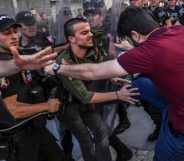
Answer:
[{"xmin": 52, "ymin": 63, "xmax": 60, "ymax": 75}]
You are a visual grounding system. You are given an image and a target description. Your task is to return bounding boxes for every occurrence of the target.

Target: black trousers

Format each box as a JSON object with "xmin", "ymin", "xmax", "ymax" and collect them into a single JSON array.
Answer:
[{"xmin": 7, "ymin": 127, "xmax": 66, "ymax": 161}]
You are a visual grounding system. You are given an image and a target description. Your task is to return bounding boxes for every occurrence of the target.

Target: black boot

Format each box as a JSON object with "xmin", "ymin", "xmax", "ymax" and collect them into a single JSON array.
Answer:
[
  {"xmin": 114, "ymin": 103, "xmax": 131, "ymax": 134},
  {"xmin": 109, "ymin": 134, "xmax": 133, "ymax": 161},
  {"xmin": 141, "ymin": 100, "xmax": 162, "ymax": 142}
]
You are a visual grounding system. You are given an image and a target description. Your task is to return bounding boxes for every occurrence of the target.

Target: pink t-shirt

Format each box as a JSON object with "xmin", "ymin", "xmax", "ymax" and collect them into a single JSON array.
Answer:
[{"xmin": 117, "ymin": 26, "xmax": 184, "ymax": 133}]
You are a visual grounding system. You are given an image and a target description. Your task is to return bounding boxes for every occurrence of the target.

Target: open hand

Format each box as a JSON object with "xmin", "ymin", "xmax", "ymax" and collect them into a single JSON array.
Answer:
[
  {"xmin": 117, "ymin": 85, "xmax": 140, "ymax": 104},
  {"xmin": 10, "ymin": 46, "xmax": 57, "ymax": 70}
]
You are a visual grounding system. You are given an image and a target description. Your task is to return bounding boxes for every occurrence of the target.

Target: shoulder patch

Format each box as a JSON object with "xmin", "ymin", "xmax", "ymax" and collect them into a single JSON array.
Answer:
[{"xmin": 0, "ymin": 77, "xmax": 10, "ymax": 89}]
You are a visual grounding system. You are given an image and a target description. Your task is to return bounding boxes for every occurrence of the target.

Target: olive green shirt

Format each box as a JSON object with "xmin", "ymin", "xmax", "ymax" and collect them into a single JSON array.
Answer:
[{"xmin": 56, "ymin": 46, "xmax": 103, "ymax": 105}]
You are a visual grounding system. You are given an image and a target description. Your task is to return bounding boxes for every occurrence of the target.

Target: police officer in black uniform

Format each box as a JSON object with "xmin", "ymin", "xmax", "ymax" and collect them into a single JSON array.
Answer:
[
  {"xmin": 0, "ymin": 14, "xmax": 68, "ymax": 161},
  {"xmin": 166, "ymin": 0, "xmax": 184, "ymax": 25},
  {"xmin": 16, "ymin": 11, "xmax": 75, "ymax": 161},
  {"xmin": 149, "ymin": 0, "xmax": 172, "ymax": 26},
  {"xmin": 83, "ymin": 0, "xmax": 111, "ymax": 56},
  {"xmin": 15, "ymin": 11, "xmax": 53, "ymax": 49}
]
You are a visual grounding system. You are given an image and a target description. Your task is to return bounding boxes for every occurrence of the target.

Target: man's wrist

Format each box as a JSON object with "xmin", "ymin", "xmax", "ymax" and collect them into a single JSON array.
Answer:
[
  {"xmin": 115, "ymin": 91, "xmax": 120, "ymax": 100},
  {"xmin": 52, "ymin": 63, "xmax": 60, "ymax": 75}
]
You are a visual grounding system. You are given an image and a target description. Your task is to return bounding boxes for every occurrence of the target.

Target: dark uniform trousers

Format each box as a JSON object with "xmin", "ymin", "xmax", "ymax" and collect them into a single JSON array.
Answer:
[{"xmin": 6, "ymin": 126, "xmax": 67, "ymax": 161}]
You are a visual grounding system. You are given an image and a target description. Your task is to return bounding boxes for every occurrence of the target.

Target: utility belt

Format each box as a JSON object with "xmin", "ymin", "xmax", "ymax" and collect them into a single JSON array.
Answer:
[{"xmin": 168, "ymin": 121, "xmax": 184, "ymax": 137}]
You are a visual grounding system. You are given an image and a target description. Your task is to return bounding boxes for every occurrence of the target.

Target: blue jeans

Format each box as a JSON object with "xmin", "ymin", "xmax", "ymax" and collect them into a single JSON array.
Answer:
[
  {"xmin": 132, "ymin": 77, "xmax": 167, "ymax": 110},
  {"xmin": 132, "ymin": 77, "xmax": 184, "ymax": 161}
]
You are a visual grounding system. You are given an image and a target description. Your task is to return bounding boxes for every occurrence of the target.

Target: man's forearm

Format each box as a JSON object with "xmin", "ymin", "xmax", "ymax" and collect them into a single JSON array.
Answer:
[
  {"xmin": 89, "ymin": 92, "xmax": 118, "ymax": 104},
  {"xmin": 59, "ymin": 63, "xmax": 98, "ymax": 80},
  {"xmin": 0, "ymin": 60, "xmax": 20, "ymax": 77},
  {"xmin": 57, "ymin": 59, "xmax": 126, "ymax": 80},
  {"xmin": 8, "ymin": 102, "xmax": 48, "ymax": 119}
]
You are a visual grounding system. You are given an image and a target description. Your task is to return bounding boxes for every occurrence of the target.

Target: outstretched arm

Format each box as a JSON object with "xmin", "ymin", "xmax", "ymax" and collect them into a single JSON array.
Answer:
[
  {"xmin": 0, "ymin": 47, "xmax": 57, "ymax": 77},
  {"xmin": 46, "ymin": 59, "xmax": 128, "ymax": 80},
  {"xmin": 90, "ymin": 85, "xmax": 139, "ymax": 104}
]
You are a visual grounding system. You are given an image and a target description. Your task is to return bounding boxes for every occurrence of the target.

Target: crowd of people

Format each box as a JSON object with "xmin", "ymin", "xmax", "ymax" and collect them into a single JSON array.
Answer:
[{"xmin": 0, "ymin": 0, "xmax": 184, "ymax": 161}]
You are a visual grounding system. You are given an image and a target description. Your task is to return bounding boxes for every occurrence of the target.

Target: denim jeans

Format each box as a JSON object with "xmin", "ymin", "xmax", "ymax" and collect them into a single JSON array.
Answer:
[
  {"xmin": 132, "ymin": 77, "xmax": 167, "ymax": 110},
  {"xmin": 132, "ymin": 77, "xmax": 184, "ymax": 161},
  {"xmin": 59, "ymin": 103, "xmax": 112, "ymax": 161}
]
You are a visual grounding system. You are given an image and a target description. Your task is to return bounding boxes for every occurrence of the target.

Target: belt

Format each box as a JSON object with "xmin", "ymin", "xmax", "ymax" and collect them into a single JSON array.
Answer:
[{"xmin": 168, "ymin": 121, "xmax": 184, "ymax": 137}]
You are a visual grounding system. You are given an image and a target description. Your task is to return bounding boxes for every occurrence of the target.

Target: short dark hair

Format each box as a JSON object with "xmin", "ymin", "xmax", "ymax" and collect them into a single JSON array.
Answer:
[
  {"xmin": 64, "ymin": 18, "xmax": 87, "ymax": 42},
  {"xmin": 117, "ymin": 7, "xmax": 159, "ymax": 39}
]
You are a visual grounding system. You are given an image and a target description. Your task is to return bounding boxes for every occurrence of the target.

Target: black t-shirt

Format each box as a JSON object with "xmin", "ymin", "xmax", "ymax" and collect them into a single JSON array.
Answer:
[
  {"xmin": 0, "ymin": 52, "xmax": 21, "ymax": 98},
  {"xmin": 166, "ymin": 6, "xmax": 184, "ymax": 24},
  {"xmin": 0, "ymin": 52, "xmax": 46, "ymax": 128},
  {"xmin": 19, "ymin": 31, "xmax": 53, "ymax": 49},
  {"xmin": 0, "ymin": 52, "xmax": 41, "ymax": 102},
  {"xmin": 19, "ymin": 31, "xmax": 52, "ymax": 103}
]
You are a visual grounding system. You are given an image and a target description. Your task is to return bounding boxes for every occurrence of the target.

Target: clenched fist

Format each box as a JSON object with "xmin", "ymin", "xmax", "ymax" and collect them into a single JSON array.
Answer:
[{"xmin": 46, "ymin": 98, "xmax": 61, "ymax": 113}]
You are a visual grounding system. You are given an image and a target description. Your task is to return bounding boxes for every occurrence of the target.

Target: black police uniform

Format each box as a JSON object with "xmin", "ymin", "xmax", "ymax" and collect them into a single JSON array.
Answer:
[
  {"xmin": 0, "ymin": 52, "xmax": 67, "ymax": 161},
  {"xmin": 19, "ymin": 31, "xmax": 53, "ymax": 49},
  {"xmin": 83, "ymin": 1, "xmax": 111, "ymax": 56},
  {"xmin": 166, "ymin": 6, "xmax": 184, "ymax": 25},
  {"xmin": 0, "ymin": 90, "xmax": 16, "ymax": 161}
]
